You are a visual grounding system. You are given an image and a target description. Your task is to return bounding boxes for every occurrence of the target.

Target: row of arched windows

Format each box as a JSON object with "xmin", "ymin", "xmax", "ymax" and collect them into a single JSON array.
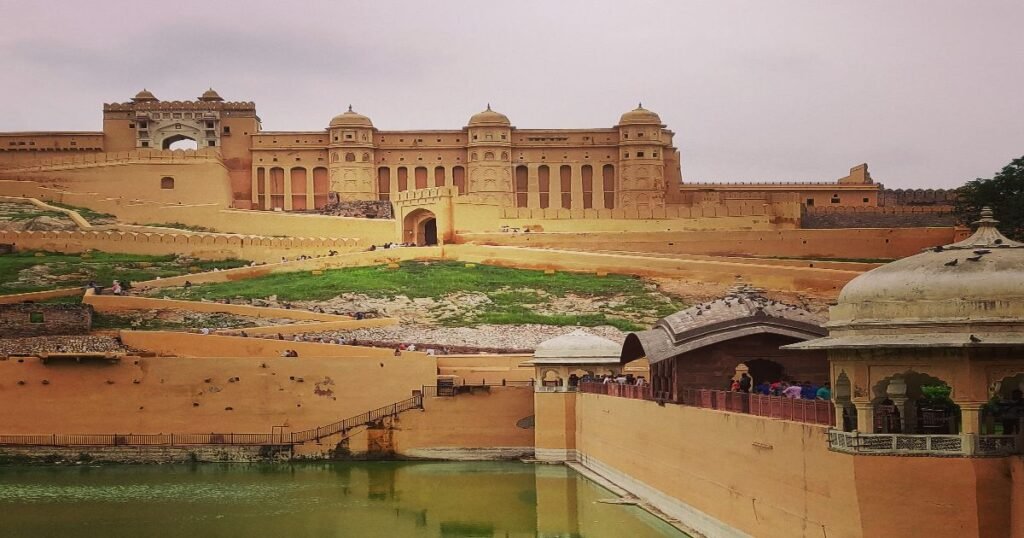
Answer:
[
  {"xmin": 514, "ymin": 164, "xmax": 616, "ymax": 210},
  {"xmin": 332, "ymin": 152, "xmax": 371, "ymax": 163},
  {"xmin": 377, "ymin": 166, "xmax": 466, "ymax": 201}
]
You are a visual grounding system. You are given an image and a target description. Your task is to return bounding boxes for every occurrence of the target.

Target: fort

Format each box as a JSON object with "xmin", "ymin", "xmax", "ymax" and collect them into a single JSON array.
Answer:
[{"xmin": 0, "ymin": 90, "xmax": 1020, "ymax": 538}]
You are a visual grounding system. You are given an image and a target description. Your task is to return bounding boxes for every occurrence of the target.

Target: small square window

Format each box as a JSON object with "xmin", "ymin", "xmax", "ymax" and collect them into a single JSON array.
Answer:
[
  {"xmin": 862, "ymin": 198, "xmax": 869, "ymax": 203},
  {"xmin": 636, "ymin": 151, "xmax": 645, "ymax": 158},
  {"xmin": 141, "ymin": 141, "xmax": 149, "ymax": 147},
  {"xmin": 208, "ymin": 140, "xmax": 216, "ymax": 147},
  {"xmin": 29, "ymin": 312, "xmax": 44, "ymax": 323},
  {"xmin": 129, "ymin": 123, "xmax": 136, "ymax": 128}
]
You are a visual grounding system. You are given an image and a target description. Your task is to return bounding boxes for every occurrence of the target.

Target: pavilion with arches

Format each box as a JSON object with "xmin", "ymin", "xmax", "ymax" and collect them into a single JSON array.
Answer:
[
  {"xmin": 620, "ymin": 285, "xmax": 829, "ymax": 403},
  {"xmin": 788, "ymin": 207, "xmax": 1024, "ymax": 455}
]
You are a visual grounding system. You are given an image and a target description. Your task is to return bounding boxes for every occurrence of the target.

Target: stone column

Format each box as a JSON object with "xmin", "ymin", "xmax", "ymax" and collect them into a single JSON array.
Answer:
[
  {"xmin": 887, "ymin": 375, "xmax": 909, "ymax": 432},
  {"xmin": 960, "ymin": 403, "xmax": 984, "ymax": 435},
  {"xmin": 305, "ymin": 167, "xmax": 315, "ymax": 209},
  {"xmin": 444, "ymin": 166, "xmax": 453, "ymax": 188},
  {"xmin": 527, "ymin": 164, "xmax": 541, "ymax": 209},
  {"xmin": 854, "ymin": 402, "xmax": 874, "ymax": 433},
  {"xmin": 251, "ymin": 167, "xmax": 260, "ymax": 209},
  {"xmin": 571, "ymin": 164, "xmax": 584, "ymax": 210},
  {"xmin": 283, "ymin": 167, "xmax": 293, "ymax": 211}
]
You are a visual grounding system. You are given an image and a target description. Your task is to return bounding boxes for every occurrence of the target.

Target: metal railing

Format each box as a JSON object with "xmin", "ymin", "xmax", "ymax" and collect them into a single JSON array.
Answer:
[
  {"xmin": 0, "ymin": 394, "xmax": 423, "ymax": 448},
  {"xmin": 421, "ymin": 380, "xmax": 534, "ymax": 398},
  {"xmin": 579, "ymin": 383, "xmax": 835, "ymax": 427},
  {"xmin": 827, "ymin": 429, "xmax": 1022, "ymax": 456},
  {"xmin": 579, "ymin": 382, "xmax": 651, "ymax": 400}
]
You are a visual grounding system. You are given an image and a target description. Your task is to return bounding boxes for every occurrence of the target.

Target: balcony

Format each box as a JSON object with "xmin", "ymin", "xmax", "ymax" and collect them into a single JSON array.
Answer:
[{"xmin": 827, "ymin": 429, "xmax": 1021, "ymax": 457}]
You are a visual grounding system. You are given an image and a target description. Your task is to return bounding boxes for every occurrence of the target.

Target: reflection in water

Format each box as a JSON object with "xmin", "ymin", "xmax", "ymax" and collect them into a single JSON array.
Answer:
[{"xmin": 0, "ymin": 462, "xmax": 687, "ymax": 537}]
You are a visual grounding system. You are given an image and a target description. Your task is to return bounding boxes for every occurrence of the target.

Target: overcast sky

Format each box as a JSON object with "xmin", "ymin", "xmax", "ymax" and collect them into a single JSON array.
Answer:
[{"xmin": 2, "ymin": 0, "xmax": 1021, "ymax": 188}]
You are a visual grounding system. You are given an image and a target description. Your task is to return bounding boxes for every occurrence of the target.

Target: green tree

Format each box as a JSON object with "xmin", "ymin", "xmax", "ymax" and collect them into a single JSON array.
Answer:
[{"xmin": 955, "ymin": 156, "xmax": 1024, "ymax": 240}]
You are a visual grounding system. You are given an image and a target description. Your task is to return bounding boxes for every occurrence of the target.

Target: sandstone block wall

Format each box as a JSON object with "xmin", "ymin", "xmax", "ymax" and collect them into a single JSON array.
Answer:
[
  {"xmin": 0, "ymin": 444, "xmax": 289, "ymax": 464},
  {"xmin": 802, "ymin": 206, "xmax": 955, "ymax": 229},
  {"xmin": 0, "ymin": 304, "xmax": 92, "ymax": 337}
]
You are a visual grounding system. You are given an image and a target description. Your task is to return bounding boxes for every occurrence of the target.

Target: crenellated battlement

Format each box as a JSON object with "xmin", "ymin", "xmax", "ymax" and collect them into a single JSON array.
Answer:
[
  {"xmin": 103, "ymin": 101, "xmax": 256, "ymax": 112},
  {"xmin": 0, "ymin": 149, "xmax": 223, "ymax": 173}
]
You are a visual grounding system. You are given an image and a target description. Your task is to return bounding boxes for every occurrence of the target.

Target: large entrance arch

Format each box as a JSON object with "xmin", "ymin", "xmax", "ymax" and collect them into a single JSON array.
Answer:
[
  {"xmin": 163, "ymin": 134, "xmax": 199, "ymax": 151},
  {"xmin": 403, "ymin": 208, "xmax": 439, "ymax": 246}
]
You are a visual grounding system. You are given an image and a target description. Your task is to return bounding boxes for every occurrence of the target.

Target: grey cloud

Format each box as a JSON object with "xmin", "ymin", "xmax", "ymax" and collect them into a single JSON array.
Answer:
[{"xmin": 1, "ymin": 0, "xmax": 1022, "ymax": 188}]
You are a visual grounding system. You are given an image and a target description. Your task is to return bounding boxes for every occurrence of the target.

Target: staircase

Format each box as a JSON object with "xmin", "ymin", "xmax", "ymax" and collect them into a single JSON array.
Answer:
[{"xmin": 287, "ymin": 393, "xmax": 423, "ymax": 445}]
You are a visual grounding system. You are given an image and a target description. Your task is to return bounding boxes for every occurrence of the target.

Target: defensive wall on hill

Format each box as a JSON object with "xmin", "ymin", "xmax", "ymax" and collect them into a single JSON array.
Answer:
[
  {"xmin": 801, "ymin": 205, "xmax": 956, "ymax": 229},
  {"xmin": 0, "ymin": 229, "xmax": 364, "ymax": 262},
  {"xmin": 457, "ymin": 227, "xmax": 964, "ymax": 261}
]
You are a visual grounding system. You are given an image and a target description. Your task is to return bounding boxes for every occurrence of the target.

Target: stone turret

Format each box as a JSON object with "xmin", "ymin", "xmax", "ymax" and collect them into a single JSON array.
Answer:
[
  {"xmin": 617, "ymin": 104, "xmax": 667, "ymax": 211},
  {"xmin": 465, "ymin": 105, "xmax": 513, "ymax": 206},
  {"xmin": 328, "ymin": 106, "xmax": 377, "ymax": 201}
]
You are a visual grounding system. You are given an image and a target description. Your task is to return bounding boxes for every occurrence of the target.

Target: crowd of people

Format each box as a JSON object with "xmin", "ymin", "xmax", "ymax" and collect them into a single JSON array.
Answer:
[
  {"xmin": 729, "ymin": 373, "xmax": 831, "ymax": 400},
  {"xmin": 572, "ymin": 373, "xmax": 647, "ymax": 387}
]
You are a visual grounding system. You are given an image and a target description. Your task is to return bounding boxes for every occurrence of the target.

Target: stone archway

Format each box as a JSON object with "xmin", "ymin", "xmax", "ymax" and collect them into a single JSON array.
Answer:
[
  {"xmin": 162, "ymin": 134, "xmax": 198, "ymax": 151},
  {"xmin": 402, "ymin": 208, "xmax": 438, "ymax": 246}
]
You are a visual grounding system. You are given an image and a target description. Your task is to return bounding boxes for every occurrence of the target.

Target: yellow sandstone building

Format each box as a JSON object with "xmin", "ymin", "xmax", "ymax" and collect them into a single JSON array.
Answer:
[{"xmin": 0, "ymin": 89, "xmax": 878, "ymax": 212}]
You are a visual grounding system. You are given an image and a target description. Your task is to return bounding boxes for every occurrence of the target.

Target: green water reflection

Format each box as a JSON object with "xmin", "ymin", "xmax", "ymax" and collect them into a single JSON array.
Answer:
[{"xmin": 0, "ymin": 461, "xmax": 687, "ymax": 537}]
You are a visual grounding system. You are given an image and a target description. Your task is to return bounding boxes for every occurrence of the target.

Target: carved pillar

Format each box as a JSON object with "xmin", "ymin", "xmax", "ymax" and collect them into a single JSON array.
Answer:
[
  {"xmin": 855, "ymin": 402, "xmax": 874, "ymax": 433},
  {"xmin": 571, "ymin": 164, "xmax": 584, "ymax": 210},
  {"xmin": 305, "ymin": 167, "xmax": 315, "ymax": 209},
  {"xmin": 527, "ymin": 164, "xmax": 541, "ymax": 209},
  {"xmin": 283, "ymin": 167, "xmax": 293, "ymax": 211}
]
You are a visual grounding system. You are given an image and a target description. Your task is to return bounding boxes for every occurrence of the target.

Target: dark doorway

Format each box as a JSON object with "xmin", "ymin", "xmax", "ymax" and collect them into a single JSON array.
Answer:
[
  {"xmin": 423, "ymin": 218, "xmax": 438, "ymax": 246},
  {"xmin": 744, "ymin": 359, "xmax": 785, "ymax": 386}
]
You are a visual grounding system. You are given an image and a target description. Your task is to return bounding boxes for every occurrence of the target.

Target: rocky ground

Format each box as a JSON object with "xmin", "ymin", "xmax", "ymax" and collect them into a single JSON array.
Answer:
[
  {"xmin": 91, "ymin": 309, "xmax": 309, "ymax": 331},
  {"xmin": 305, "ymin": 323, "xmax": 627, "ymax": 353},
  {"xmin": 0, "ymin": 335, "xmax": 133, "ymax": 355}
]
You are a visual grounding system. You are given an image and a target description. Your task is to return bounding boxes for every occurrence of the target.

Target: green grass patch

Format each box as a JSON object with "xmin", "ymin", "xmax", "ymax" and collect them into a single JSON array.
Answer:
[
  {"xmin": 143, "ymin": 222, "xmax": 219, "ymax": 233},
  {"xmin": 158, "ymin": 261, "xmax": 645, "ymax": 301},
  {"xmin": 46, "ymin": 202, "xmax": 115, "ymax": 222},
  {"xmin": 156, "ymin": 261, "xmax": 684, "ymax": 330},
  {"xmin": 0, "ymin": 251, "xmax": 249, "ymax": 294}
]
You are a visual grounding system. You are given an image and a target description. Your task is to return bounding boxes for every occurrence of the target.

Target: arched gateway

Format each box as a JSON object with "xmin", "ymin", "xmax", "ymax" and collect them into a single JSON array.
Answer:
[{"xmin": 403, "ymin": 208, "xmax": 438, "ymax": 246}]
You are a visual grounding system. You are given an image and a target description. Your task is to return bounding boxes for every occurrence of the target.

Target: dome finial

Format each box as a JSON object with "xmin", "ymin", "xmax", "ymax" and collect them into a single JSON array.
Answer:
[
  {"xmin": 978, "ymin": 206, "xmax": 996, "ymax": 225},
  {"xmin": 943, "ymin": 205, "xmax": 1023, "ymax": 249},
  {"xmin": 486, "ymin": 103, "xmax": 491, "ymax": 111},
  {"xmin": 638, "ymin": 101, "xmax": 643, "ymax": 109},
  {"xmin": 347, "ymin": 104, "xmax": 353, "ymax": 112}
]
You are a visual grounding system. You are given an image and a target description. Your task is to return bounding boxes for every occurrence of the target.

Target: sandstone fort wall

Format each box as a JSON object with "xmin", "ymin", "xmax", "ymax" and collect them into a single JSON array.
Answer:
[
  {"xmin": 574, "ymin": 393, "xmax": 1019, "ymax": 538},
  {"xmin": 0, "ymin": 351, "xmax": 435, "ymax": 435},
  {"xmin": 457, "ymin": 227, "xmax": 962, "ymax": 260}
]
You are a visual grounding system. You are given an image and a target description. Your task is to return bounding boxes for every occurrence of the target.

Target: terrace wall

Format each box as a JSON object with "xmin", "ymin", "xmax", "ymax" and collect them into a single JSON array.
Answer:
[
  {"xmin": 0, "ymin": 352, "xmax": 435, "ymax": 435},
  {"xmin": 0, "ymin": 304, "xmax": 92, "ymax": 337},
  {"xmin": 457, "ymin": 227, "xmax": 963, "ymax": 261},
  {"xmin": 0, "ymin": 229, "xmax": 364, "ymax": 263}
]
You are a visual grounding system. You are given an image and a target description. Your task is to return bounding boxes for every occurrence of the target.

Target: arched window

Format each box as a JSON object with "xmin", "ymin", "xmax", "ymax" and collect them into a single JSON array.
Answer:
[
  {"xmin": 501, "ymin": 151, "xmax": 508, "ymax": 160},
  {"xmin": 361, "ymin": 153, "xmax": 370, "ymax": 162},
  {"xmin": 471, "ymin": 152, "xmax": 478, "ymax": 161},
  {"xmin": 160, "ymin": 177, "xmax": 175, "ymax": 190},
  {"xmin": 332, "ymin": 152, "xmax": 339, "ymax": 163},
  {"xmin": 484, "ymin": 151, "xmax": 495, "ymax": 161},
  {"xmin": 345, "ymin": 152, "xmax": 356, "ymax": 162}
]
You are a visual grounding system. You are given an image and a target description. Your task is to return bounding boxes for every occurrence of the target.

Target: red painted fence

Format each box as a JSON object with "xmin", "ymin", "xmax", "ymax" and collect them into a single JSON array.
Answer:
[{"xmin": 580, "ymin": 382, "xmax": 835, "ymax": 427}]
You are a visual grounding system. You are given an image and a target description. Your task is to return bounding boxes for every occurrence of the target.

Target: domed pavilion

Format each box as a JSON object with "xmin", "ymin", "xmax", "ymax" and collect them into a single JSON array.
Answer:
[{"xmin": 787, "ymin": 207, "xmax": 1024, "ymax": 455}]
